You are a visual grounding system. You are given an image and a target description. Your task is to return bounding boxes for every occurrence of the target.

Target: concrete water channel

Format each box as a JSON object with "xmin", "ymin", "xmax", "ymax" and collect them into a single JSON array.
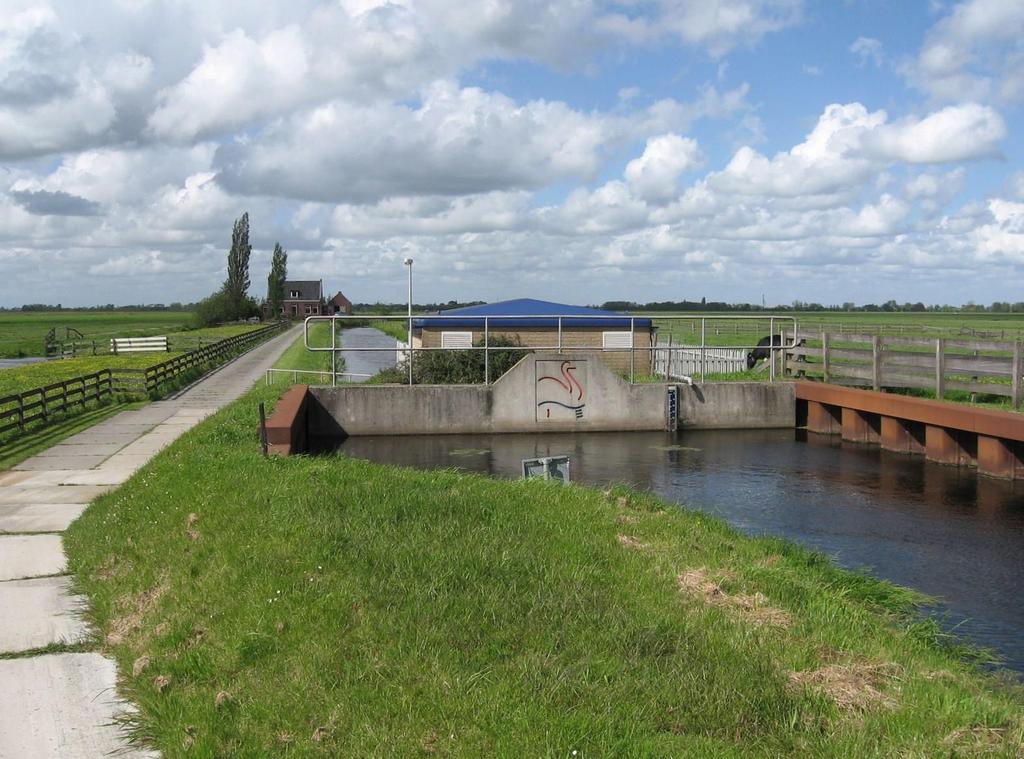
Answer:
[{"xmin": 331, "ymin": 428, "xmax": 1024, "ymax": 672}]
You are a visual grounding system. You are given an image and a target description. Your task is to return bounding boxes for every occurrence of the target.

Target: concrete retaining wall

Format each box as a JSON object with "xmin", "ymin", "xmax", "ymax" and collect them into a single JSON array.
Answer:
[
  {"xmin": 307, "ymin": 353, "xmax": 795, "ymax": 438},
  {"xmin": 310, "ymin": 385, "xmax": 491, "ymax": 437},
  {"xmin": 678, "ymin": 382, "xmax": 795, "ymax": 430}
]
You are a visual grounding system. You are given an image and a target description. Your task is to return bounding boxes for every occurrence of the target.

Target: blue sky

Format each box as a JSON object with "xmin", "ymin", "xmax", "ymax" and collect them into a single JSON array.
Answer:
[{"xmin": 1, "ymin": 1, "xmax": 1022, "ymax": 307}]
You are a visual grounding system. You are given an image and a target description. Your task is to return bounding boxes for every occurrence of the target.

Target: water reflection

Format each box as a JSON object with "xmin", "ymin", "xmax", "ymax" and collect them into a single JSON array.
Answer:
[{"xmin": 329, "ymin": 429, "xmax": 1024, "ymax": 671}]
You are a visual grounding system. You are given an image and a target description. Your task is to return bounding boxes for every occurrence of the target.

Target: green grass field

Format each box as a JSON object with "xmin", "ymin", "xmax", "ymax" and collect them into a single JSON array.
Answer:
[
  {"xmin": 62, "ymin": 381, "xmax": 1024, "ymax": 757},
  {"xmin": 0, "ymin": 323, "xmax": 266, "ymax": 400},
  {"xmin": 0, "ymin": 311, "xmax": 194, "ymax": 357},
  {"xmin": 647, "ymin": 312, "xmax": 1024, "ymax": 348}
]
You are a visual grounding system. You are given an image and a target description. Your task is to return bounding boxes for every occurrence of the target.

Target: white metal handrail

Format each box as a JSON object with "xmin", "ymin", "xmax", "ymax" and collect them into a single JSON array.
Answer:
[
  {"xmin": 304, "ymin": 313, "xmax": 799, "ymax": 385},
  {"xmin": 265, "ymin": 368, "xmax": 372, "ymax": 385}
]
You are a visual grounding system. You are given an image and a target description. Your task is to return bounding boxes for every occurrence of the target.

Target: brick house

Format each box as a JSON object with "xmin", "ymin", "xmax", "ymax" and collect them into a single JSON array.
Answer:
[
  {"xmin": 411, "ymin": 298, "xmax": 655, "ymax": 374},
  {"xmin": 262, "ymin": 280, "xmax": 325, "ymax": 319},
  {"xmin": 327, "ymin": 291, "xmax": 353, "ymax": 315}
]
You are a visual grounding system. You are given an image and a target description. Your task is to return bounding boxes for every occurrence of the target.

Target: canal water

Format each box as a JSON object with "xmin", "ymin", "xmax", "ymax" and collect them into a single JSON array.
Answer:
[{"xmin": 332, "ymin": 429, "xmax": 1024, "ymax": 672}]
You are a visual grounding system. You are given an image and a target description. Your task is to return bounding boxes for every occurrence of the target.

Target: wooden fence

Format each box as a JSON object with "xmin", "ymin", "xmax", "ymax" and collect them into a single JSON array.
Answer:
[
  {"xmin": 1, "ymin": 322, "xmax": 287, "ymax": 439},
  {"xmin": 0, "ymin": 370, "xmax": 114, "ymax": 436},
  {"xmin": 50, "ymin": 333, "xmax": 235, "ymax": 357},
  {"xmin": 785, "ymin": 331, "xmax": 1023, "ymax": 408}
]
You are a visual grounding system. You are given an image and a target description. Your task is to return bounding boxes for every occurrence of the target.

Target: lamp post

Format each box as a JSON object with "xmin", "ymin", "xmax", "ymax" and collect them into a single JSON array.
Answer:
[{"xmin": 404, "ymin": 257, "xmax": 413, "ymax": 385}]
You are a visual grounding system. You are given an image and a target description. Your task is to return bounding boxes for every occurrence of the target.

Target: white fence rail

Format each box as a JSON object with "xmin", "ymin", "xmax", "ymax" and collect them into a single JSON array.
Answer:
[
  {"xmin": 110, "ymin": 336, "xmax": 168, "ymax": 354},
  {"xmin": 653, "ymin": 344, "xmax": 748, "ymax": 378},
  {"xmin": 395, "ymin": 339, "xmax": 410, "ymax": 364}
]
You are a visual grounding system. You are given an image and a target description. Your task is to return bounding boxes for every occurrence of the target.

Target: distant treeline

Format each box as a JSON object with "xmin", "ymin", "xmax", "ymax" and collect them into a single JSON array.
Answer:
[
  {"xmin": 353, "ymin": 301, "xmax": 486, "ymax": 314},
  {"xmin": 4, "ymin": 303, "xmax": 195, "ymax": 312},
  {"xmin": 598, "ymin": 299, "xmax": 1024, "ymax": 314},
  {"xmin": 6, "ymin": 298, "xmax": 1024, "ymax": 314}
]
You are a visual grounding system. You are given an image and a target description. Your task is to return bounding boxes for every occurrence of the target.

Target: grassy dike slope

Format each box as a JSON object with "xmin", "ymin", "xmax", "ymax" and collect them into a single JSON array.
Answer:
[{"xmin": 65, "ymin": 384, "xmax": 1023, "ymax": 757}]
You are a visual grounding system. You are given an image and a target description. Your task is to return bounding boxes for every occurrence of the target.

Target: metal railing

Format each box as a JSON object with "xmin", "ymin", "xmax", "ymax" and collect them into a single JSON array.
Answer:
[
  {"xmin": 265, "ymin": 368, "xmax": 372, "ymax": 385},
  {"xmin": 304, "ymin": 314, "xmax": 799, "ymax": 385}
]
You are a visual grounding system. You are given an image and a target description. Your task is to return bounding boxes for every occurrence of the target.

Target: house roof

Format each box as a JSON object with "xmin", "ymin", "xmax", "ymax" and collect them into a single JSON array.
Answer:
[
  {"xmin": 328, "ymin": 291, "xmax": 351, "ymax": 305},
  {"xmin": 412, "ymin": 298, "xmax": 652, "ymax": 329},
  {"xmin": 283, "ymin": 280, "xmax": 322, "ymax": 301}
]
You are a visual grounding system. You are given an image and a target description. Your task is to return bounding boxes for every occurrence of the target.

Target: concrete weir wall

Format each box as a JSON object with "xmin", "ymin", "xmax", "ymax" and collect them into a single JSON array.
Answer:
[
  {"xmin": 310, "ymin": 352, "xmax": 668, "ymax": 435},
  {"xmin": 306, "ymin": 352, "xmax": 794, "ymax": 439},
  {"xmin": 678, "ymin": 382, "xmax": 795, "ymax": 430}
]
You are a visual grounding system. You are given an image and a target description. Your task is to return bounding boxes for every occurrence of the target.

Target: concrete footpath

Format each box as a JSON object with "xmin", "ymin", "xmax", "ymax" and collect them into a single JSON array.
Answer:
[{"xmin": 0, "ymin": 325, "xmax": 300, "ymax": 758}]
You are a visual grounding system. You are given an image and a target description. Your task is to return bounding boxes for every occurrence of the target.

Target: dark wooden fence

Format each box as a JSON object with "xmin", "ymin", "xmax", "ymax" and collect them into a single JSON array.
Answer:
[
  {"xmin": 0, "ymin": 370, "xmax": 114, "ymax": 436},
  {"xmin": 785, "ymin": 332, "xmax": 1023, "ymax": 409},
  {"xmin": 1, "ymin": 322, "xmax": 287, "ymax": 439}
]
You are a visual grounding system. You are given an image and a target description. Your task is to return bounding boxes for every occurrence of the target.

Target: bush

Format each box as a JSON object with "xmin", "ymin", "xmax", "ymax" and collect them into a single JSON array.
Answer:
[
  {"xmin": 192, "ymin": 291, "xmax": 259, "ymax": 327},
  {"xmin": 371, "ymin": 336, "xmax": 523, "ymax": 384}
]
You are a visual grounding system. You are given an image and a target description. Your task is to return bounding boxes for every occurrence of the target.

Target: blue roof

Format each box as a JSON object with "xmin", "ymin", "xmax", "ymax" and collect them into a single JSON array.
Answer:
[{"xmin": 412, "ymin": 298, "xmax": 652, "ymax": 329}]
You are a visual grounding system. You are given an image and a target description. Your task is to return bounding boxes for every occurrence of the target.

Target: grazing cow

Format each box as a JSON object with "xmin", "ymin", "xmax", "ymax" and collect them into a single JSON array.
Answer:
[
  {"xmin": 745, "ymin": 333, "xmax": 806, "ymax": 370},
  {"xmin": 746, "ymin": 334, "xmax": 784, "ymax": 370}
]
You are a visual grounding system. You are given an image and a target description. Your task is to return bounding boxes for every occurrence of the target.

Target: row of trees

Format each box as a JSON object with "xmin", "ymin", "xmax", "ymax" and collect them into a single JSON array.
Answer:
[
  {"xmin": 601, "ymin": 299, "xmax": 1024, "ymax": 314},
  {"xmin": 194, "ymin": 213, "xmax": 289, "ymax": 327}
]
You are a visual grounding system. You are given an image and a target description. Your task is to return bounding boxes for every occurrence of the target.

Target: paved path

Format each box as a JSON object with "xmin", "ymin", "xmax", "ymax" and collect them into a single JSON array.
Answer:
[
  {"xmin": 0, "ymin": 357, "xmax": 51, "ymax": 369},
  {"xmin": 340, "ymin": 326, "xmax": 397, "ymax": 381},
  {"xmin": 0, "ymin": 325, "xmax": 300, "ymax": 758}
]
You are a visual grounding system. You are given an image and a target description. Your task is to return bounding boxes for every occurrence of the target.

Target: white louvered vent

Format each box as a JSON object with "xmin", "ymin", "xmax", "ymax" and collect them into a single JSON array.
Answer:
[
  {"xmin": 602, "ymin": 331, "xmax": 633, "ymax": 350},
  {"xmin": 441, "ymin": 331, "xmax": 473, "ymax": 349}
]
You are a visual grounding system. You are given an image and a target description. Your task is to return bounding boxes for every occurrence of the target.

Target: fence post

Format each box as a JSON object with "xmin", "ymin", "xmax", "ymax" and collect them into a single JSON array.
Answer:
[
  {"xmin": 629, "ymin": 317, "xmax": 635, "ymax": 383},
  {"xmin": 872, "ymin": 335, "xmax": 881, "ymax": 391},
  {"xmin": 821, "ymin": 332, "xmax": 830, "ymax": 383},
  {"xmin": 700, "ymin": 319, "xmax": 706, "ymax": 382},
  {"xmin": 1013, "ymin": 340, "xmax": 1022, "ymax": 410},
  {"xmin": 935, "ymin": 338, "xmax": 945, "ymax": 400}
]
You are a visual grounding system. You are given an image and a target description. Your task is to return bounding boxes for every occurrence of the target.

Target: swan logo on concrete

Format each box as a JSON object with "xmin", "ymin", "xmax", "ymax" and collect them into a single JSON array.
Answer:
[{"xmin": 536, "ymin": 359, "xmax": 587, "ymax": 422}]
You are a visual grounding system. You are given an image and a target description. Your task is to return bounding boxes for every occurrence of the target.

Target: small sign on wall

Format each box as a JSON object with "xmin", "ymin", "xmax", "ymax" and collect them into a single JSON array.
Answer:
[{"xmin": 536, "ymin": 359, "xmax": 587, "ymax": 422}]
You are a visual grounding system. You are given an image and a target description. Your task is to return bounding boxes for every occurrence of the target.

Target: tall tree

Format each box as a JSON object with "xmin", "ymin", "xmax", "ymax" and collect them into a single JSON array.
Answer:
[
  {"xmin": 223, "ymin": 212, "xmax": 252, "ymax": 319},
  {"xmin": 267, "ymin": 242, "xmax": 288, "ymax": 318}
]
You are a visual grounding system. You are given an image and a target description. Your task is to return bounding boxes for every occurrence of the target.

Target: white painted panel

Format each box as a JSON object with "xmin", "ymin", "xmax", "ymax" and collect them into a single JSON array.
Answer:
[
  {"xmin": 441, "ymin": 331, "xmax": 473, "ymax": 349},
  {"xmin": 602, "ymin": 331, "xmax": 633, "ymax": 350}
]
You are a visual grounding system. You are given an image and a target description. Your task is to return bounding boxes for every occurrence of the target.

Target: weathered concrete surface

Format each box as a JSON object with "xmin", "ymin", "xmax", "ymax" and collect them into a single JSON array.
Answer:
[
  {"xmin": 0, "ymin": 503, "xmax": 86, "ymax": 533},
  {"xmin": 0, "ymin": 324, "xmax": 301, "ymax": 757},
  {"xmin": 491, "ymin": 352, "xmax": 668, "ymax": 432},
  {"xmin": 0, "ymin": 485, "xmax": 111, "ymax": 505},
  {"xmin": 0, "ymin": 577, "xmax": 88, "ymax": 653},
  {"xmin": 0, "ymin": 535, "xmax": 65, "ymax": 580},
  {"xmin": 677, "ymin": 381, "xmax": 795, "ymax": 430},
  {"xmin": 309, "ymin": 357, "xmax": 795, "ymax": 438},
  {"xmin": 310, "ymin": 352, "xmax": 669, "ymax": 436},
  {"xmin": 0, "ymin": 653, "xmax": 157, "ymax": 759},
  {"xmin": 310, "ymin": 384, "xmax": 491, "ymax": 437}
]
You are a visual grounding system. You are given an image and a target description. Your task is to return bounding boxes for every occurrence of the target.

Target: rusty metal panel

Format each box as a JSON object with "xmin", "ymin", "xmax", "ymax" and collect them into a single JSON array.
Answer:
[{"xmin": 794, "ymin": 382, "xmax": 1024, "ymax": 442}]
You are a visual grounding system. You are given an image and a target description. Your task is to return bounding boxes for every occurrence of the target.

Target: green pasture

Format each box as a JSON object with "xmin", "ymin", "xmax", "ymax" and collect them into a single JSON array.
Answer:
[
  {"xmin": 0, "ymin": 311, "xmax": 194, "ymax": 357},
  {"xmin": 63, "ymin": 380, "xmax": 1024, "ymax": 757},
  {"xmin": 0, "ymin": 324, "xmax": 265, "ymax": 400},
  {"xmin": 646, "ymin": 312, "xmax": 1024, "ymax": 348}
]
